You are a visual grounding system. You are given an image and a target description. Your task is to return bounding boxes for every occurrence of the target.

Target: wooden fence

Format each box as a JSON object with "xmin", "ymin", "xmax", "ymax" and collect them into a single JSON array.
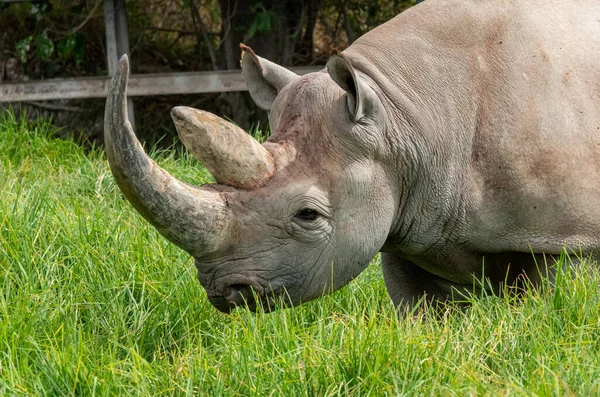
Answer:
[
  {"xmin": 0, "ymin": 0, "xmax": 322, "ymax": 126},
  {"xmin": 0, "ymin": 66, "xmax": 322, "ymax": 102}
]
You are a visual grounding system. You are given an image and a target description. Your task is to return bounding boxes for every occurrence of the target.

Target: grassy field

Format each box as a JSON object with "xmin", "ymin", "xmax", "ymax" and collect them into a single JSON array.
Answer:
[{"xmin": 1, "ymin": 112, "xmax": 600, "ymax": 396}]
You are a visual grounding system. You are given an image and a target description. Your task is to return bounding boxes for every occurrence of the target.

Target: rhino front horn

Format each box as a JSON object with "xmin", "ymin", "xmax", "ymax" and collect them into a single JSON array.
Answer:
[
  {"xmin": 104, "ymin": 55, "xmax": 230, "ymax": 258},
  {"xmin": 171, "ymin": 107, "xmax": 275, "ymax": 189}
]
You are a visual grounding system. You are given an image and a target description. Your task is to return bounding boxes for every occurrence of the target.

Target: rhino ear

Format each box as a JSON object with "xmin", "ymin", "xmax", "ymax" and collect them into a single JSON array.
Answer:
[
  {"xmin": 240, "ymin": 44, "xmax": 298, "ymax": 110},
  {"xmin": 327, "ymin": 49, "xmax": 376, "ymax": 122}
]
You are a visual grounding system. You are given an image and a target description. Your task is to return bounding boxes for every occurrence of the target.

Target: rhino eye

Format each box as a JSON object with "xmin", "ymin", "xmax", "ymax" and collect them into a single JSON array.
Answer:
[{"xmin": 295, "ymin": 208, "xmax": 319, "ymax": 221}]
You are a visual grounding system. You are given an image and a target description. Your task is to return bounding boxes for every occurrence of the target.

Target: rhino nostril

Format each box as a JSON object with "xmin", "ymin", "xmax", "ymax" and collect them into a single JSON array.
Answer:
[{"xmin": 225, "ymin": 284, "xmax": 255, "ymax": 306}]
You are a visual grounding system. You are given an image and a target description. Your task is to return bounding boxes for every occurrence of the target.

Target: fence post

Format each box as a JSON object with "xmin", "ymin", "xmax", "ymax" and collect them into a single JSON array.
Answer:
[{"xmin": 104, "ymin": 0, "xmax": 135, "ymax": 128}]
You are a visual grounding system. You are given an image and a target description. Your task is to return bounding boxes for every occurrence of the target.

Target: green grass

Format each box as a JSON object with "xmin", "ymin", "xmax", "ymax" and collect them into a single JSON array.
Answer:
[{"xmin": 1, "ymin": 111, "xmax": 600, "ymax": 396}]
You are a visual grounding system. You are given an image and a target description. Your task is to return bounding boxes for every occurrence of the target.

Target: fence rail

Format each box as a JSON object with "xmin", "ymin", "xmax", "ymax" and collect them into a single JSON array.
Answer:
[{"xmin": 0, "ymin": 66, "xmax": 322, "ymax": 102}]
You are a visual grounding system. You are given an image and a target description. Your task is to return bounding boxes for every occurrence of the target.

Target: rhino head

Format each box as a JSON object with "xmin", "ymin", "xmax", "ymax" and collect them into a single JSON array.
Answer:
[{"xmin": 104, "ymin": 47, "xmax": 397, "ymax": 313}]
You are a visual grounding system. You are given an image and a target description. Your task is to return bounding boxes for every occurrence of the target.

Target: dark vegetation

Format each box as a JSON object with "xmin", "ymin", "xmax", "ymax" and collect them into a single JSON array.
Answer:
[{"xmin": 0, "ymin": 0, "xmax": 415, "ymax": 145}]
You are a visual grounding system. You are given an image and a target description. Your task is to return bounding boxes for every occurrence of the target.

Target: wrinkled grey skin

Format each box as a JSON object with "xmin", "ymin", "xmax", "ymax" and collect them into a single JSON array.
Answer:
[{"xmin": 105, "ymin": 0, "xmax": 600, "ymax": 313}]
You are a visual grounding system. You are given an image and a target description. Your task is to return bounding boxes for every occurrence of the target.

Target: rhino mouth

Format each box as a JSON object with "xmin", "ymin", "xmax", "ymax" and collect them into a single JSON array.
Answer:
[{"xmin": 208, "ymin": 284, "xmax": 289, "ymax": 314}]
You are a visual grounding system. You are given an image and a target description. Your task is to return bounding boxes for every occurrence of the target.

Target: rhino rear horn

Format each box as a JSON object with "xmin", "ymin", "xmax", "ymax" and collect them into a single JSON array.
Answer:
[
  {"xmin": 171, "ymin": 107, "xmax": 275, "ymax": 189},
  {"xmin": 104, "ymin": 56, "xmax": 230, "ymax": 258}
]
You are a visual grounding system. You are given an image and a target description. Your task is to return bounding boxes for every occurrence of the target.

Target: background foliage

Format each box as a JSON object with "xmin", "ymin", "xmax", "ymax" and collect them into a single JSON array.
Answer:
[{"xmin": 0, "ymin": 0, "xmax": 416, "ymax": 144}]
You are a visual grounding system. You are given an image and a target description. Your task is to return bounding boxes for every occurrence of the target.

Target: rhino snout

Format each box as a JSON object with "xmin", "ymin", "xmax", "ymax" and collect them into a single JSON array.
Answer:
[
  {"xmin": 197, "ymin": 258, "xmax": 291, "ymax": 312},
  {"xmin": 207, "ymin": 281, "xmax": 284, "ymax": 313},
  {"xmin": 224, "ymin": 283, "xmax": 255, "ymax": 307}
]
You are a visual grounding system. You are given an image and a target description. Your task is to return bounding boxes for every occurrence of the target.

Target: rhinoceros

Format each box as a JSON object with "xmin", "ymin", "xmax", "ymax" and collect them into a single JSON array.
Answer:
[{"xmin": 104, "ymin": 0, "xmax": 600, "ymax": 313}]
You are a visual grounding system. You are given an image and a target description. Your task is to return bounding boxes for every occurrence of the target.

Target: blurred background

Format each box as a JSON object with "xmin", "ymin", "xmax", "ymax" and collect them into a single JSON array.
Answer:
[{"xmin": 0, "ymin": 0, "xmax": 417, "ymax": 146}]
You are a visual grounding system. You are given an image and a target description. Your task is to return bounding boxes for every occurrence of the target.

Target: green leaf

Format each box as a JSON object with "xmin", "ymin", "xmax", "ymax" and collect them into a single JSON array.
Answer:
[
  {"xmin": 246, "ymin": 21, "xmax": 258, "ymax": 40},
  {"xmin": 255, "ymin": 12, "xmax": 272, "ymax": 32},
  {"xmin": 30, "ymin": 2, "xmax": 51, "ymax": 21},
  {"xmin": 245, "ymin": 3, "xmax": 278, "ymax": 39},
  {"xmin": 34, "ymin": 32, "xmax": 54, "ymax": 61},
  {"xmin": 15, "ymin": 36, "xmax": 33, "ymax": 63},
  {"xmin": 57, "ymin": 35, "xmax": 77, "ymax": 59}
]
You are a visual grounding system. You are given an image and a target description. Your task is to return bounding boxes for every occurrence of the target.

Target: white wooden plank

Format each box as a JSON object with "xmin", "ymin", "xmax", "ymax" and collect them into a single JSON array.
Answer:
[{"xmin": 0, "ymin": 67, "xmax": 323, "ymax": 102}]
